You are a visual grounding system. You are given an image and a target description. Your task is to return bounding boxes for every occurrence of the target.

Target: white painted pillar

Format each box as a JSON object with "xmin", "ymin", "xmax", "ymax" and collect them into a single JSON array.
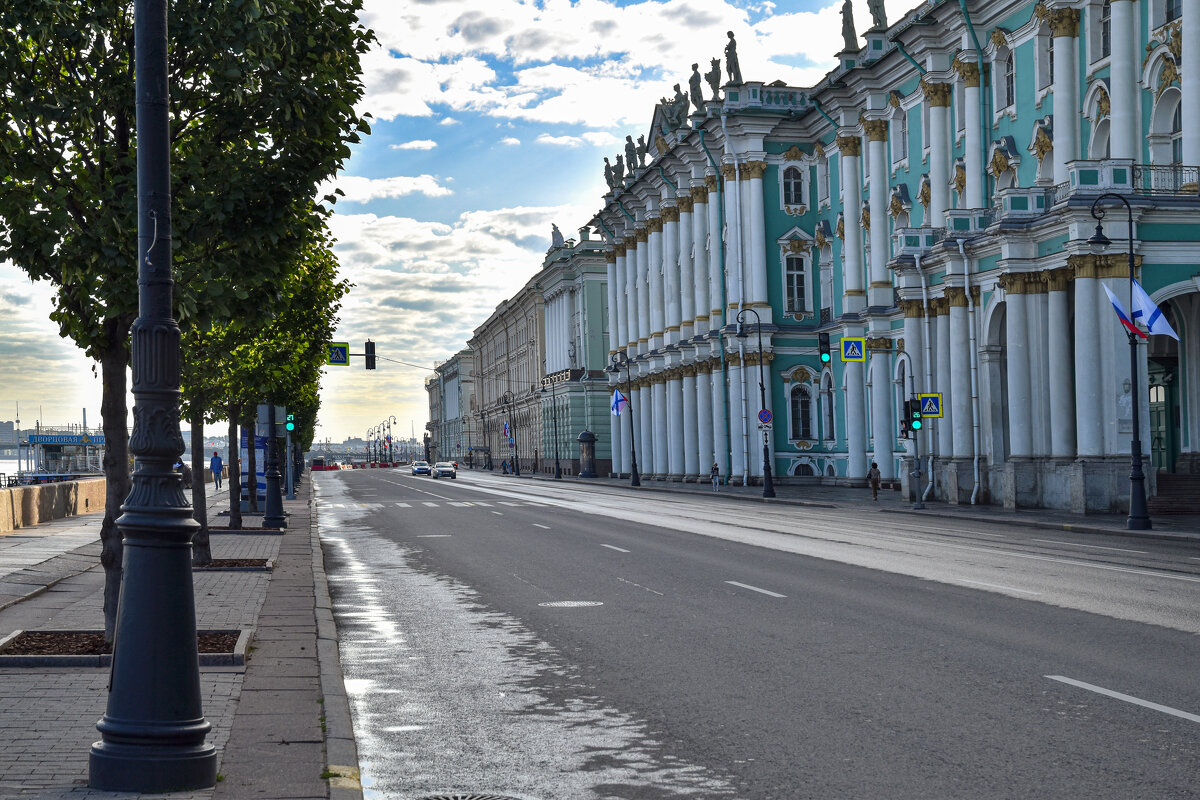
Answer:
[
  {"xmin": 935, "ymin": 303, "xmax": 954, "ymax": 459},
  {"xmin": 901, "ymin": 302, "xmax": 931, "ymax": 459},
  {"xmin": 648, "ymin": 215, "xmax": 665, "ymax": 351},
  {"xmin": 696, "ymin": 367, "xmax": 713, "ymax": 478},
  {"xmin": 1028, "ymin": 288, "xmax": 1051, "ymax": 457},
  {"xmin": 1047, "ymin": 270, "xmax": 1077, "ymax": 458},
  {"xmin": 948, "ymin": 290, "xmax": 973, "ymax": 459},
  {"xmin": 682, "ymin": 365, "xmax": 698, "ymax": 479},
  {"xmin": 638, "ymin": 381, "xmax": 653, "ymax": 474},
  {"xmin": 711, "ymin": 361, "xmax": 729, "ymax": 477},
  {"xmin": 662, "ymin": 205, "xmax": 681, "ymax": 347},
  {"xmin": 865, "ymin": 120, "xmax": 891, "ymax": 308},
  {"xmin": 614, "ymin": 246, "xmax": 629, "ymax": 354},
  {"xmin": 925, "ymin": 81, "xmax": 952, "ymax": 227},
  {"xmin": 959, "ymin": 60, "xmax": 985, "ymax": 208},
  {"xmin": 870, "ymin": 348, "xmax": 895, "ymax": 480},
  {"xmin": 706, "ymin": 178, "xmax": 724, "ymax": 330},
  {"xmin": 838, "ymin": 134, "xmax": 866, "ymax": 314},
  {"xmin": 1004, "ymin": 280, "xmax": 1033, "ymax": 458},
  {"xmin": 1184, "ymin": 0, "xmax": 1200, "ymax": 164},
  {"xmin": 635, "ymin": 231, "xmax": 650, "ymax": 354},
  {"xmin": 652, "ymin": 376, "xmax": 669, "ymax": 477},
  {"xmin": 845, "ymin": 359, "xmax": 868, "ymax": 478},
  {"xmin": 678, "ymin": 196, "xmax": 695, "ymax": 341},
  {"xmin": 1109, "ymin": 0, "xmax": 1139, "ymax": 160},
  {"xmin": 1050, "ymin": 9, "xmax": 1080, "ymax": 185},
  {"xmin": 728, "ymin": 362, "xmax": 748, "ymax": 480},
  {"xmin": 745, "ymin": 161, "xmax": 770, "ymax": 316},
  {"xmin": 1074, "ymin": 273, "xmax": 1104, "ymax": 456},
  {"xmin": 691, "ymin": 187, "xmax": 710, "ymax": 336},
  {"xmin": 668, "ymin": 372, "xmax": 685, "ymax": 479}
]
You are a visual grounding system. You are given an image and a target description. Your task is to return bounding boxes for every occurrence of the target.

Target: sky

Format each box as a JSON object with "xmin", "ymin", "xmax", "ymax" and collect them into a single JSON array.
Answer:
[{"xmin": 0, "ymin": 0, "xmax": 918, "ymax": 445}]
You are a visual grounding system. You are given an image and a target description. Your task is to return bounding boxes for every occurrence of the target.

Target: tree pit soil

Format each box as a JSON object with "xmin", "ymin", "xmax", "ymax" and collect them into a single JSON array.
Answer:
[
  {"xmin": 1, "ymin": 630, "xmax": 239, "ymax": 656},
  {"xmin": 194, "ymin": 558, "xmax": 270, "ymax": 569}
]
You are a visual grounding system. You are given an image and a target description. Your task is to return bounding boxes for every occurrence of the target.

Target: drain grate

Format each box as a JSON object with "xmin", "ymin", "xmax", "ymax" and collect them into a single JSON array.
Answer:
[
  {"xmin": 537, "ymin": 600, "xmax": 603, "ymax": 608},
  {"xmin": 418, "ymin": 795, "xmax": 523, "ymax": 800}
]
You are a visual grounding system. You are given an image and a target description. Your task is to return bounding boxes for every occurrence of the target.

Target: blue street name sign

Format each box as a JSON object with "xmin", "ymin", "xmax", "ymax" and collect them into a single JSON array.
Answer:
[{"xmin": 28, "ymin": 434, "xmax": 106, "ymax": 446}]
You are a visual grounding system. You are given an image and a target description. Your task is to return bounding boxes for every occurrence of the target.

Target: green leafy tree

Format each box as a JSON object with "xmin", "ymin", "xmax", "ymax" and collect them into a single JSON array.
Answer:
[{"xmin": 0, "ymin": 0, "xmax": 372, "ymax": 639}]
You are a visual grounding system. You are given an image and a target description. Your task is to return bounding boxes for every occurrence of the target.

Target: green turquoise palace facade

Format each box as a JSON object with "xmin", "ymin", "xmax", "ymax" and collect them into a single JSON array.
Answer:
[{"xmin": 593, "ymin": 0, "xmax": 1199, "ymax": 512}]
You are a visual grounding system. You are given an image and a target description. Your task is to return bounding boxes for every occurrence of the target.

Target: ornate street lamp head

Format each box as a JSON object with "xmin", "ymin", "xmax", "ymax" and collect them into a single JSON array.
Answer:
[{"xmin": 1088, "ymin": 221, "xmax": 1112, "ymax": 254}]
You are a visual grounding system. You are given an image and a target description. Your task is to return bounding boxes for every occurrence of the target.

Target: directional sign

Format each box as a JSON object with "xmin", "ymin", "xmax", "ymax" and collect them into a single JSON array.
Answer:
[
  {"xmin": 326, "ymin": 342, "xmax": 350, "ymax": 366},
  {"xmin": 840, "ymin": 337, "xmax": 866, "ymax": 362},
  {"xmin": 758, "ymin": 408, "xmax": 773, "ymax": 425},
  {"xmin": 918, "ymin": 393, "xmax": 944, "ymax": 418}
]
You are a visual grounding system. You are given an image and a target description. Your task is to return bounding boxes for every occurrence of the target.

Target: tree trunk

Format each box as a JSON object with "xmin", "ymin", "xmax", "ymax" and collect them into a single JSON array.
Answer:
[
  {"xmin": 190, "ymin": 416, "xmax": 211, "ymax": 565},
  {"xmin": 99, "ymin": 337, "xmax": 132, "ymax": 645},
  {"xmin": 228, "ymin": 407, "xmax": 242, "ymax": 530},
  {"xmin": 247, "ymin": 422, "xmax": 258, "ymax": 512}
]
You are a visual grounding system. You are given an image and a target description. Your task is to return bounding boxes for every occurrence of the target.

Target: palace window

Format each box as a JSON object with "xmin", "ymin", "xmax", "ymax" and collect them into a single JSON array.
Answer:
[
  {"xmin": 821, "ymin": 371, "xmax": 835, "ymax": 441},
  {"xmin": 782, "ymin": 166, "xmax": 804, "ymax": 206},
  {"xmin": 1003, "ymin": 52, "xmax": 1016, "ymax": 107},
  {"xmin": 1166, "ymin": 0, "xmax": 1181, "ymax": 21},
  {"xmin": 817, "ymin": 154, "xmax": 830, "ymax": 206},
  {"xmin": 891, "ymin": 108, "xmax": 908, "ymax": 166},
  {"xmin": 790, "ymin": 385, "xmax": 814, "ymax": 440},
  {"xmin": 784, "ymin": 254, "xmax": 809, "ymax": 314},
  {"xmin": 1100, "ymin": 1, "xmax": 1111, "ymax": 58},
  {"xmin": 1171, "ymin": 102, "xmax": 1183, "ymax": 164}
]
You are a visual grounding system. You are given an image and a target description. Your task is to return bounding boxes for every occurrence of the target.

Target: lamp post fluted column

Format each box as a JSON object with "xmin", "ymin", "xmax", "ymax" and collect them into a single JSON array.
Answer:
[
  {"xmin": 611, "ymin": 351, "xmax": 641, "ymax": 486},
  {"xmin": 263, "ymin": 404, "xmax": 285, "ymax": 528},
  {"xmin": 736, "ymin": 308, "xmax": 776, "ymax": 498},
  {"xmin": 1089, "ymin": 193, "xmax": 1151, "ymax": 530},
  {"xmin": 89, "ymin": 0, "xmax": 216, "ymax": 788}
]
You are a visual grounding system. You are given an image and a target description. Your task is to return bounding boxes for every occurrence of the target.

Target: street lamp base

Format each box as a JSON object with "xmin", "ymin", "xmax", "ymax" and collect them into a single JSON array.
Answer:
[{"xmin": 90, "ymin": 740, "xmax": 216, "ymax": 793}]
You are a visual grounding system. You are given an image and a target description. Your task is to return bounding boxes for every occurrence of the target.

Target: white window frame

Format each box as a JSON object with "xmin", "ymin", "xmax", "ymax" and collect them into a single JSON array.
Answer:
[
  {"xmin": 779, "ymin": 164, "xmax": 806, "ymax": 209},
  {"xmin": 789, "ymin": 383, "xmax": 815, "ymax": 442}
]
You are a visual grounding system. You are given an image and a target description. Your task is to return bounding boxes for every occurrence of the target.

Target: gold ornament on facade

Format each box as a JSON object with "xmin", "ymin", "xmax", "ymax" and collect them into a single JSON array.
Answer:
[
  {"xmin": 1068, "ymin": 252, "xmax": 1143, "ymax": 279},
  {"xmin": 888, "ymin": 90, "xmax": 903, "ymax": 109},
  {"xmin": 624, "ymin": 235, "xmax": 638, "ymax": 248},
  {"xmin": 1157, "ymin": 54, "xmax": 1181, "ymax": 99},
  {"xmin": 784, "ymin": 205, "xmax": 807, "ymax": 217},
  {"xmin": 814, "ymin": 141, "xmax": 827, "ymax": 158},
  {"xmin": 835, "ymin": 214, "xmax": 845, "ymax": 240},
  {"xmin": 661, "ymin": 206, "xmax": 680, "ymax": 223},
  {"xmin": 990, "ymin": 28, "xmax": 1010, "ymax": 48},
  {"xmin": 860, "ymin": 204, "xmax": 871, "ymax": 231},
  {"xmin": 989, "ymin": 148, "xmax": 1011, "ymax": 178},
  {"xmin": 720, "ymin": 163, "xmax": 738, "ymax": 181},
  {"xmin": 705, "ymin": 174, "xmax": 719, "ymax": 192},
  {"xmin": 1031, "ymin": 125, "xmax": 1053, "ymax": 163},
  {"xmin": 921, "ymin": 80, "xmax": 953, "ymax": 107},
  {"xmin": 635, "ymin": 228, "xmax": 648, "ymax": 242},
  {"xmin": 691, "ymin": 185, "xmax": 708, "ymax": 204},
  {"xmin": 1096, "ymin": 87, "xmax": 1111, "ymax": 120},
  {"xmin": 866, "ymin": 337, "xmax": 892, "ymax": 351},
  {"xmin": 742, "ymin": 161, "xmax": 768, "ymax": 180},
  {"xmin": 604, "ymin": 250, "xmax": 617, "ymax": 263},
  {"xmin": 1048, "ymin": 7, "xmax": 1080, "ymax": 37},
  {"xmin": 1045, "ymin": 267, "xmax": 1074, "ymax": 292},
  {"xmin": 952, "ymin": 57, "xmax": 981, "ymax": 88},
  {"xmin": 787, "ymin": 238, "xmax": 807, "ymax": 253},
  {"xmin": 655, "ymin": 134, "xmax": 669, "ymax": 157},
  {"xmin": 647, "ymin": 217, "xmax": 663, "ymax": 233},
  {"xmin": 900, "ymin": 299, "xmax": 925, "ymax": 318},
  {"xmin": 783, "ymin": 145, "xmax": 804, "ymax": 161},
  {"xmin": 897, "ymin": 337, "xmax": 905, "ymax": 353},
  {"xmin": 952, "ymin": 161, "xmax": 967, "ymax": 196},
  {"xmin": 1033, "ymin": 1, "xmax": 1049, "ymax": 22},
  {"xmin": 863, "ymin": 119, "xmax": 889, "ymax": 142},
  {"xmin": 917, "ymin": 176, "xmax": 931, "ymax": 210},
  {"xmin": 998, "ymin": 273, "xmax": 1028, "ymax": 294},
  {"xmin": 889, "ymin": 193, "xmax": 905, "ymax": 218},
  {"xmin": 678, "ymin": 195, "xmax": 694, "ymax": 213},
  {"xmin": 836, "ymin": 135, "xmax": 862, "ymax": 157},
  {"xmin": 614, "ymin": 243, "xmax": 627, "ymax": 257},
  {"xmin": 790, "ymin": 366, "xmax": 813, "ymax": 383},
  {"xmin": 946, "ymin": 287, "xmax": 968, "ymax": 307},
  {"xmin": 815, "ymin": 228, "xmax": 829, "ymax": 250}
]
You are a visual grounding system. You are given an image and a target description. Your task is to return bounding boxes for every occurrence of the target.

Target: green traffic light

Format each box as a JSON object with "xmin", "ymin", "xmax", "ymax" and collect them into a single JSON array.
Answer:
[
  {"xmin": 820, "ymin": 352, "xmax": 831, "ymax": 363},
  {"xmin": 911, "ymin": 418, "xmax": 922, "ymax": 430}
]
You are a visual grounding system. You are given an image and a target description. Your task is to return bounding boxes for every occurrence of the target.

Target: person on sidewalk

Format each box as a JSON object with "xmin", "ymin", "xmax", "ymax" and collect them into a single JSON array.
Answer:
[
  {"xmin": 210, "ymin": 450, "xmax": 224, "ymax": 489},
  {"xmin": 867, "ymin": 461, "xmax": 881, "ymax": 501},
  {"xmin": 711, "ymin": 461, "xmax": 720, "ymax": 491}
]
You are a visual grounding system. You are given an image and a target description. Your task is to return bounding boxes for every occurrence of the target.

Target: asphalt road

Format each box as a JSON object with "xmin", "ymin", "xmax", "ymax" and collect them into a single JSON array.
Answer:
[{"xmin": 316, "ymin": 468, "xmax": 1200, "ymax": 800}]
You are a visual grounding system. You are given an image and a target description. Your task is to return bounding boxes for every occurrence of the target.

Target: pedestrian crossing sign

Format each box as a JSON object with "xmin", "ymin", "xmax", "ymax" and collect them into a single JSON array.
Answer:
[
  {"xmin": 326, "ymin": 342, "xmax": 350, "ymax": 366},
  {"xmin": 840, "ymin": 337, "xmax": 866, "ymax": 362},
  {"xmin": 918, "ymin": 393, "xmax": 943, "ymax": 418}
]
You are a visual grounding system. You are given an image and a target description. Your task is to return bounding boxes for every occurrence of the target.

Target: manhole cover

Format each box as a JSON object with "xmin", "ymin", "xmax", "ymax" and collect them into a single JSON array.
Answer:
[
  {"xmin": 537, "ymin": 600, "xmax": 604, "ymax": 608},
  {"xmin": 418, "ymin": 795, "xmax": 523, "ymax": 800}
]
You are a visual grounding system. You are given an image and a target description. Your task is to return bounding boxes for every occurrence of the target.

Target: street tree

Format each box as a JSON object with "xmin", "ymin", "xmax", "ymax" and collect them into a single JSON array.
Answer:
[{"xmin": 0, "ymin": 0, "xmax": 372, "ymax": 640}]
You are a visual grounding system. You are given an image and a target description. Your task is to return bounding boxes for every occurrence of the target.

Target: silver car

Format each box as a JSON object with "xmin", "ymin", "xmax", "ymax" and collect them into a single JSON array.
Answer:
[
  {"xmin": 411, "ymin": 461, "xmax": 430, "ymax": 475},
  {"xmin": 430, "ymin": 461, "xmax": 457, "ymax": 479}
]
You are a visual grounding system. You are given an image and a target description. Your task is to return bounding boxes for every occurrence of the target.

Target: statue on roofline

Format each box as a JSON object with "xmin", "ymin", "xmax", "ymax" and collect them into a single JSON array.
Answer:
[
  {"xmin": 867, "ymin": 0, "xmax": 887, "ymax": 30},
  {"xmin": 603, "ymin": 157, "xmax": 615, "ymax": 191},
  {"xmin": 705, "ymin": 58, "xmax": 722, "ymax": 100},
  {"xmin": 551, "ymin": 224, "xmax": 564, "ymax": 248},
  {"xmin": 725, "ymin": 31, "xmax": 743, "ymax": 85},
  {"xmin": 689, "ymin": 63, "xmax": 704, "ymax": 111},
  {"xmin": 636, "ymin": 135, "xmax": 648, "ymax": 169},
  {"xmin": 841, "ymin": 0, "xmax": 857, "ymax": 52},
  {"xmin": 614, "ymin": 154, "xmax": 626, "ymax": 184},
  {"xmin": 625, "ymin": 135, "xmax": 638, "ymax": 174}
]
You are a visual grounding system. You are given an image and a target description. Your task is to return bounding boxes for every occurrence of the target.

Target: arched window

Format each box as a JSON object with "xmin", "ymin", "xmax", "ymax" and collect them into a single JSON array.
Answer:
[
  {"xmin": 784, "ymin": 255, "xmax": 807, "ymax": 313},
  {"xmin": 821, "ymin": 372, "xmax": 835, "ymax": 441},
  {"xmin": 783, "ymin": 166, "xmax": 803, "ymax": 206},
  {"xmin": 1171, "ymin": 102, "xmax": 1183, "ymax": 165},
  {"xmin": 1047, "ymin": 32, "xmax": 1054, "ymax": 86},
  {"xmin": 1004, "ymin": 52, "xmax": 1016, "ymax": 107},
  {"xmin": 790, "ymin": 385, "xmax": 813, "ymax": 440},
  {"xmin": 1100, "ymin": 1, "xmax": 1111, "ymax": 58}
]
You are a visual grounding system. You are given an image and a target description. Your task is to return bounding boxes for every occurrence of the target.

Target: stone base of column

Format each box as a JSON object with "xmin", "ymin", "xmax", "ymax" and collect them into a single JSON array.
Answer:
[
  {"xmin": 1000, "ymin": 458, "xmax": 1038, "ymax": 510},
  {"xmin": 1067, "ymin": 456, "xmax": 1155, "ymax": 515},
  {"xmin": 681, "ymin": 475, "xmax": 698, "ymax": 483},
  {"xmin": 937, "ymin": 459, "xmax": 985, "ymax": 505}
]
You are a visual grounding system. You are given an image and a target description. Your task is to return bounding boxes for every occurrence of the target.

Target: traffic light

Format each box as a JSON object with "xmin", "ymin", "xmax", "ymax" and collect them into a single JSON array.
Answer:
[
  {"xmin": 365, "ymin": 339, "xmax": 376, "ymax": 370},
  {"xmin": 907, "ymin": 398, "xmax": 923, "ymax": 432},
  {"xmin": 818, "ymin": 332, "xmax": 831, "ymax": 364},
  {"xmin": 285, "ymin": 413, "xmax": 296, "ymax": 433}
]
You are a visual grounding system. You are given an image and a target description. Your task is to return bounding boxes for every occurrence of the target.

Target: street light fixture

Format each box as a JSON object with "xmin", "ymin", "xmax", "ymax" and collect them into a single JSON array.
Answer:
[
  {"xmin": 388, "ymin": 415, "xmax": 397, "ymax": 464},
  {"xmin": 501, "ymin": 390, "xmax": 520, "ymax": 476},
  {"xmin": 735, "ymin": 308, "xmax": 777, "ymax": 499},
  {"xmin": 541, "ymin": 381, "xmax": 562, "ymax": 479},
  {"xmin": 1088, "ymin": 193, "xmax": 1152, "ymax": 530},
  {"xmin": 610, "ymin": 351, "xmax": 641, "ymax": 487}
]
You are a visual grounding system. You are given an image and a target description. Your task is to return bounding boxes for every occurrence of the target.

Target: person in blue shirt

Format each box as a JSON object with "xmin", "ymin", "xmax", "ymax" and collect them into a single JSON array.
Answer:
[{"xmin": 210, "ymin": 451, "xmax": 223, "ymax": 489}]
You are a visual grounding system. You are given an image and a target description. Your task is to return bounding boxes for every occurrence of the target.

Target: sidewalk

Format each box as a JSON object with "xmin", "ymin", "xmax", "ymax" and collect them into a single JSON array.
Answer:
[{"xmin": 0, "ymin": 480, "xmax": 361, "ymax": 800}]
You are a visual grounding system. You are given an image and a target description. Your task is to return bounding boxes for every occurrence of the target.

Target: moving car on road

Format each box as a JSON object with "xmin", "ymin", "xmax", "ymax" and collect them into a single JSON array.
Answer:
[
  {"xmin": 430, "ymin": 461, "xmax": 457, "ymax": 479},
  {"xmin": 411, "ymin": 460, "xmax": 431, "ymax": 475}
]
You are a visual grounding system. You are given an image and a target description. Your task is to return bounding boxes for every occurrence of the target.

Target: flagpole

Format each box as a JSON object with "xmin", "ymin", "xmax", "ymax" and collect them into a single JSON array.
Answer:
[{"xmin": 1088, "ymin": 193, "xmax": 1152, "ymax": 530}]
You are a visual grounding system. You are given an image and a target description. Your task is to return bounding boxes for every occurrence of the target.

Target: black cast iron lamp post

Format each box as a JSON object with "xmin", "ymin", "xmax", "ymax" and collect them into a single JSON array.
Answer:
[
  {"xmin": 735, "ymin": 308, "xmax": 776, "ymax": 499},
  {"xmin": 542, "ymin": 382, "xmax": 562, "ymax": 479},
  {"xmin": 1088, "ymin": 192, "xmax": 1152, "ymax": 531},
  {"xmin": 89, "ymin": 0, "xmax": 217, "ymax": 788},
  {"xmin": 263, "ymin": 404, "xmax": 285, "ymax": 529},
  {"xmin": 610, "ymin": 350, "xmax": 640, "ymax": 486},
  {"xmin": 501, "ymin": 390, "xmax": 520, "ymax": 476}
]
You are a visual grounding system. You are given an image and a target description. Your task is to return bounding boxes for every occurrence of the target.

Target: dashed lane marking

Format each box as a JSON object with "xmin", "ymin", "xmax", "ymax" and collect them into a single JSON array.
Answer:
[
  {"xmin": 415, "ymin": 534, "xmax": 453, "ymax": 538},
  {"xmin": 421, "ymin": 502, "xmax": 438, "ymax": 507},
  {"xmin": 1046, "ymin": 676, "xmax": 1200, "ymax": 724},
  {"xmin": 394, "ymin": 502, "xmax": 411, "ymax": 508},
  {"xmin": 1031, "ymin": 539, "xmax": 1147, "ymax": 554},
  {"xmin": 601, "ymin": 544, "xmax": 630, "ymax": 553},
  {"xmin": 958, "ymin": 578, "xmax": 1042, "ymax": 595},
  {"xmin": 724, "ymin": 581, "xmax": 787, "ymax": 598},
  {"xmin": 532, "ymin": 524, "xmax": 551, "ymax": 530}
]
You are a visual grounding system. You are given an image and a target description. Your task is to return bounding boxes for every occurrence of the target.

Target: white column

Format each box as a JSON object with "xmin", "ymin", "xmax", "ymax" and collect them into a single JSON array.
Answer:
[
  {"xmin": 948, "ymin": 289, "xmax": 973, "ymax": 459},
  {"xmin": 845, "ymin": 359, "xmax": 868, "ymax": 478},
  {"xmin": 1184, "ymin": 0, "xmax": 1200, "ymax": 164},
  {"xmin": 662, "ymin": 206, "xmax": 681, "ymax": 347},
  {"xmin": 606, "ymin": 251, "xmax": 622, "ymax": 477},
  {"xmin": 925, "ymin": 81, "xmax": 952, "ymax": 227},
  {"xmin": 959, "ymin": 60, "xmax": 984, "ymax": 208},
  {"xmin": 870, "ymin": 348, "xmax": 895, "ymax": 479},
  {"xmin": 652, "ymin": 376, "xmax": 669, "ymax": 477},
  {"xmin": 696, "ymin": 367, "xmax": 713, "ymax": 478},
  {"xmin": 901, "ymin": 302, "xmax": 930, "ymax": 460},
  {"xmin": 678, "ymin": 196, "xmax": 695, "ymax": 341},
  {"xmin": 934, "ymin": 303, "xmax": 954, "ymax": 459},
  {"xmin": 1004, "ymin": 280, "xmax": 1033, "ymax": 458},
  {"xmin": 1047, "ymin": 270, "xmax": 1077, "ymax": 457},
  {"xmin": 728, "ymin": 361, "xmax": 748, "ymax": 480},
  {"xmin": 745, "ymin": 161, "xmax": 770, "ymax": 316},
  {"xmin": 723, "ymin": 164, "xmax": 743, "ymax": 312},
  {"xmin": 683, "ymin": 366, "xmax": 699, "ymax": 478},
  {"xmin": 639, "ymin": 381, "xmax": 653, "ymax": 474},
  {"xmin": 692, "ymin": 187, "xmax": 711, "ymax": 336},
  {"xmin": 1050, "ymin": 9, "xmax": 1080, "ymax": 185},
  {"xmin": 1074, "ymin": 271, "xmax": 1104, "ymax": 456},
  {"xmin": 648, "ymin": 216, "xmax": 665, "ymax": 350},
  {"xmin": 865, "ymin": 121, "xmax": 891, "ymax": 308},
  {"xmin": 1109, "ymin": 0, "xmax": 1139, "ymax": 160},
  {"xmin": 1028, "ymin": 288, "xmax": 1051, "ymax": 457},
  {"xmin": 636, "ymin": 232, "xmax": 651, "ymax": 354},
  {"xmin": 711, "ymin": 360, "xmax": 729, "ymax": 476},
  {"xmin": 838, "ymin": 134, "xmax": 866, "ymax": 314},
  {"xmin": 707, "ymin": 177, "xmax": 724, "ymax": 330},
  {"xmin": 668, "ymin": 372, "xmax": 685, "ymax": 479},
  {"xmin": 615, "ymin": 247, "xmax": 629, "ymax": 353}
]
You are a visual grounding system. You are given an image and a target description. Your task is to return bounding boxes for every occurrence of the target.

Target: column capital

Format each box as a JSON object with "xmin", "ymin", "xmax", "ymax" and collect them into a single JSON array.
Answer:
[
  {"xmin": 720, "ymin": 163, "xmax": 738, "ymax": 181},
  {"xmin": 929, "ymin": 296, "xmax": 948, "ymax": 315},
  {"xmin": 998, "ymin": 273, "xmax": 1031, "ymax": 294},
  {"xmin": 1044, "ymin": 267, "xmax": 1074, "ymax": 292},
  {"xmin": 921, "ymin": 80, "xmax": 953, "ymax": 107},
  {"xmin": 741, "ymin": 160, "xmax": 768, "ymax": 179},
  {"xmin": 1068, "ymin": 252, "xmax": 1142, "ymax": 279},
  {"xmin": 1048, "ymin": 7, "xmax": 1081, "ymax": 37},
  {"xmin": 705, "ymin": 174, "xmax": 720, "ymax": 192},
  {"xmin": 836, "ymin": 135, "xmax": 862, "ymax": 157},
  {"xmin": 952, "ymin": 57, "xmax": 981, "ymax": 88},
  {"xmin": 866, "ymin": 337, "xmax": 892, "ymax": 351},
  {"xmin": 604, "ymin": 250, "xmax": 617, "ymax": 264},
  {"xmin": 646, "ymin": 217, "xmax": 664, "ymax": 233},
  {"xmin": 614, "ymin": 243, "xmax": 627, "ymax": 257},
  {"xmin": 863, "ymin": 119, "xmax": 889, "ymax": 142},
  {"xmin": 677, "ymin": 195, "xmax": 694, "ymax": 213},
  {"xmin": 691, "ymin": 185, "xmax": 709, "ymax": 204},
  {"xmin": 660, "ymin": 206, "xmax": 680, "ymax": 223},
  {"xmin": 946, "ymin": 286, "xmax": 968, "ymax": 307},
  {"xmin": 899, "ymin": 299, "xmax": 925, "ymax": 318},
  {"xmin": 634, "ymin": 228, "xmax": 648, "ymax": 243}
]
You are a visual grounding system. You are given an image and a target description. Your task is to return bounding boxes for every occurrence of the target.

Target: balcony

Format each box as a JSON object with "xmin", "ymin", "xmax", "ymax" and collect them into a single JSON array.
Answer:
[{"xmin": 1051, "ymin": 160, "xmax": 1200, "ymax": 203}]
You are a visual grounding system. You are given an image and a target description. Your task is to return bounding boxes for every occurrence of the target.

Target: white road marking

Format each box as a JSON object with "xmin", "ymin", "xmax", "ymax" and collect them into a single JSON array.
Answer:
[
  {"xmin": 491, "ymin": 511, "xmax": 503, "ymax": 516},
  {"xmin": 422, "ymin": 502, "xmax": 439, "ymax": 507},
  {"xmin": 958, "ymin": 578, "xmax": 1042, "ymax": 596},
  {"xmin": 532, "ymin": 524, "xmax": 551, "ymax": 530},
  {"xmin": 1031, "ymin": 539, "xmax": 1147, "ymax": 554},
  {"xmin": 473, "ymin": 501, "xmax": 492, "ymax": 507},
  {"xmin": 725, "ymin": 581, "xmax": 787, "ymax": 598},
  {"xmin": 499, "ymin": 501, "xmax": 522, "ymax": 506},
  {"xmin": 1046, "ymin": 676, "xmax": 1200, "ymax": 724},
  {"xmin": 601, "ymin": 544, "xmax": 630, "ymax": 553},
  {"xmin": 449, "ymin": 502, "xmax": 471, "ymax": 507},
  {"xmin": 617, "ymin": 576, "xmax": 664, "ymax": 596},
  {"xmin": 415, "ymin": 535, "xmax": 452, "ymax": 538},
  {"xmin": 394, "ymin": 503, "xmax": 411, "ymax": 508}
]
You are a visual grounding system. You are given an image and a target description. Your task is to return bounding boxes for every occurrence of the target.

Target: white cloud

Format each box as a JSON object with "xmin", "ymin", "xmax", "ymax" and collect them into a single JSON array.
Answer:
[
  {"xmin": 325, "ymin": 175, "xmax": 454, "ymax": 204},
  {"xmin": 390, "ymin": 139, "xmax": 438, "ymax": 150},
  {"xmin": 499, "ymin": 136, "xmax": 521, "ymax": 146},
  {"xmin": 439, "ymin": 117, "xmax": 461, "ymax": 126}
]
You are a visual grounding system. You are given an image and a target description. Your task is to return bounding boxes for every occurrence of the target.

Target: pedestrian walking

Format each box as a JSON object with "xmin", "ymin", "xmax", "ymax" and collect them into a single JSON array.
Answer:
[
  {"xmin": 210, "ymin": 450, "xmax": 223, "ymax": 489},
  {"xmin": 867, "ymin": 461, "xmax": 881, "ymax": 501},
  {"xmin": 711, "ymin": 461, "xmax": 720, "ymax": 491}
]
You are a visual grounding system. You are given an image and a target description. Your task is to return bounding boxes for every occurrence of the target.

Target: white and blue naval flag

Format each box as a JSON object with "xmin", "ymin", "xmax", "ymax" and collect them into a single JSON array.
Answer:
[
  {"xmin": 611, "ymin": 389, "xmax": 629, "ymax": 416},
  {"xmin": 1131, "ymin": 279, "xmax": 1180, "ymax": 340}
]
